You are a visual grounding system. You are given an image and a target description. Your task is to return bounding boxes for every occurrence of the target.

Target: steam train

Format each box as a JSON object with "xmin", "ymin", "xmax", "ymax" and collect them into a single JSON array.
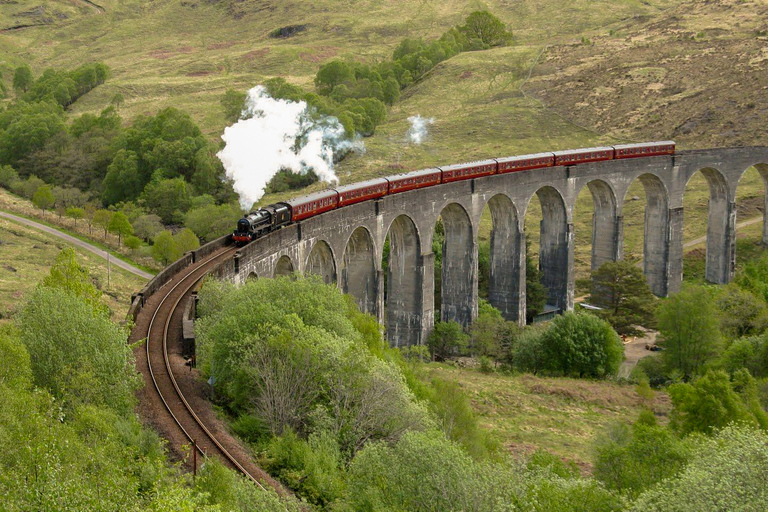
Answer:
[{"xmin": 232, "ymin": 141, "xmax": 675, "ymax": 245}]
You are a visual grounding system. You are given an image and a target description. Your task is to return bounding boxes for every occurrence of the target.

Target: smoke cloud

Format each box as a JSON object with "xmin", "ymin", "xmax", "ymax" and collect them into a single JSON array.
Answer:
[
  {"xmin": 407, "ymin": 115, "xmax": 435, "ymax": 144},
  {"xmin": 217, "ymin": 86, "xmax": 364, "ymax": 210}
]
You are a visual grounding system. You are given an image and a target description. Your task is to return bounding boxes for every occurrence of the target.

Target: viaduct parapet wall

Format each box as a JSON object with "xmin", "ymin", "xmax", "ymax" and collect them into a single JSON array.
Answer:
[{"xmin": 134, "ymin": 146, "xmax": 768, "ymax": 348}]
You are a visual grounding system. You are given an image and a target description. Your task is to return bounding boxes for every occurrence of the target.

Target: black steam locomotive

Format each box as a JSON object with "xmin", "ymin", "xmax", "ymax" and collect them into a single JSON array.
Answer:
[{"xmin": 232, "ymin": 202, "xmax": 291, "ymax": 245}]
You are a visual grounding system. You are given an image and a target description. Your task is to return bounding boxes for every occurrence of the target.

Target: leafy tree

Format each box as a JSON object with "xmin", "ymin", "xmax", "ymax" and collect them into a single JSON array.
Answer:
[
  {"xmin": 12, "ymin": 65, "xmax": 33, "ymax": 94},
  {"xmin": 152, "ymin": 230, "xmax": 181, "ymax": 265},
  {"xmin": 657, "ymin": 285, "xmax": 722, "ymax": 380},
  {"xmin": 41, "ymin": 248, "xmax": 109, "ymax": 316},
  {"xmin": 31, "ymin": 184, "xmax": 55, "ymax": 214},
  {"xmin": 174, "ymin": 227, "xmax": 200, "ymax": 254},
  {"xmin": 458, "ymin": 11, "xmax": 513, "ymax": 48},
  {"xmin": 18, "ymin": 289, "xmax": 138, "ymax": 413},
  {"xmin": 469, "ymin": 299, "xmax": 506, "ymax": 358},
  {"xmin": 110, "ymin": 92, "xmax": 125, "ymax": 109},
  {"xmin": 14, "ymin": 175, "xmax": 44, "ymax": 199},
  {"xmin": 220, "ymin": 89, "xmax": 247, "ymax": 123},
  {"xmin": 587, "ymin": 260, "xmax": 656, "ymax": 335},
  {"xmin": 0, "ymin": 165, "xmax": 18, "ymax": 188},
  {"xmin": 594, "ymin": 419, "xmax": 691, "ymax": 496},
  {"xmin": 0, "ymin": 100, "xmax": 66, "ymax": 166},
  {"xmin": 668, "ymin": 369, "xmax": 767, "ymax": 435},
  {"xmin": 108, "ymin": 211, "xmax": 133, "ymax": 246},
  {"xmin": 0, "ymin": 326, "xmax": 32, "ymax": 389},
  {"xmin": 92, "ymin": 208, "xmax": 113, "ymax": 238},
  {"xmin": 196, "ymin": 277, "xmax": 428, "ymax": 457},
  {"xmin": 65, "ymin": 206, "xmax": 85, "ymax": 228},
  {"xmin": 185, "ymin": 202, "xmax": 244, "ymax": 241},
  {"xmin": 735, "ymin": 252, "xmax": 768, "ymax": 303},
  {"xmin": 344, "ymin": 430, "xmax": 517, "ymax": 512},
  {"xmin": 133, "ymin": 213, "xmax": 164, "ymax": 241},
  {"xmin": 102, "ymin": 149, "xmax": 143, "ymax": 204},
  {"xmin": 124, "ymin": 235, "xmax": 142, "ymax": 251},
  {"xmin": 630, "ymin": 426, "xmax": 768, "ymax": 511},
  {"xmin": 142, "ymin": 177, "xmax": 193, "ymax": 224},
  {"xmin": 718, "ymin": 334, "xmax": 768, "ymax": 378},
  {"xmin": 428, "ymin": 321, "xmax": 469, "ymax": 361},
  {"xmin": 538, "ymin": 312, "xmax": 624, "ymax": 378},
  {"xmin": 717, "ymin": 283, "xmax": 768, "ymax": 340},
  {"xmin": 315, "ymin": 60, "xmax": 356, "ymax": 95},
  {"xmin": 513, "ymin": 324, "xmax": 548, "ymax": 374}
]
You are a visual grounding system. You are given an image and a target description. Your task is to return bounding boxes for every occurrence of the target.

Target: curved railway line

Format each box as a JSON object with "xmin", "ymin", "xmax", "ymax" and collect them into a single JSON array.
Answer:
[{"xmin": 130, "ymin": 244, "xmax": 282, "ymax": 493}]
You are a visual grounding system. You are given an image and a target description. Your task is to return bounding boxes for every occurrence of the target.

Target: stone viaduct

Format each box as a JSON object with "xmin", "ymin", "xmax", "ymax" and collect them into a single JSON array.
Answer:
[{"xmin": 207, "ymin": 147, "xmax": 768, "ymax": 348}]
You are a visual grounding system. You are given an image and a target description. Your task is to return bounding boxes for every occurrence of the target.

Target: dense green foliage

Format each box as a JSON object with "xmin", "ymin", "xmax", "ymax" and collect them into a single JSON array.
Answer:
[
  {"xmin": 629, "ymin": 425, "xmax": 768, "ymax": 511},
  {"xmin": 594, "ymin": 416, "xmax": 691, "ymax": 496},
  {"xmin": 427, "ymin": 320, "xmax": 469, "ymax": 361},
  {"xmin": 668, "ymin": 369, "xmax": 768, "ymax": 435},
  {"xmin": 197, "ymin": 278, "xmax": 430, "ymax": 452},
  {"xmin": 657, "ymin": 285, "xmax": 722, "ymax": 380},
  {"xmin": 0, "ymin": 250, "xmax": 296, "ymax": 511},
  {"xmin": 0, "ymin": 61, "xmax": 240, "ymax": 266}
]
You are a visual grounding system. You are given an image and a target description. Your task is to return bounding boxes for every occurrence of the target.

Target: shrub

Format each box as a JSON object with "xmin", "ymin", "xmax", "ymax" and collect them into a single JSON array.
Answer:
[
  {"xmin": 539, "ymin": 312, "xmax": 624, "ymax": 378},
  {"xmin": 427, "ymin": 321, "xmax": 469, "ymax": 361}
]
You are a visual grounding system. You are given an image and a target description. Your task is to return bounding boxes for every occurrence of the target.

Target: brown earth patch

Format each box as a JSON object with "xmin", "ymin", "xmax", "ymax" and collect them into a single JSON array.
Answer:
[
  {"xmin": 299, "ymin": 46, "xmax": 338, "ymax": 63},
  {"xmin": 186, "ymin": 70, "xmax": 212, "ymax": 77},
  {"xmin": 207, "ymin": 41, "xmax": 238, "ymax": 50},
  {"xmin": 240, "ymin": 47, "xmax": 270, "ymax": 61},
  {"xmin": 149, "ymin": 46, "xmax": 195, "ymax": 59},
  {"xmin": 459, "ymin": 70, "xmax": 473, "ymax": 79},
  {"xmin": 521, "ymin": 374, "xmax": 640, "ymax": 407}
]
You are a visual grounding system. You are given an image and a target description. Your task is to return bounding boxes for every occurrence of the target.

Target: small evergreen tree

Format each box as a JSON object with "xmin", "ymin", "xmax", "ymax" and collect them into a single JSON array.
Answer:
[{"xmin": 587, "ymin": 260, "xmax": 656, "ymax": 335}]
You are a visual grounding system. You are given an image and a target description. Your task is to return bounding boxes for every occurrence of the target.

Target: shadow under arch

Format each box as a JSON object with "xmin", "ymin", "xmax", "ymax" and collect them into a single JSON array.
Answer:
[
  {"xmin": 578, "ymin": 179, "xmax": 620, "ymax": 272},
  {"xmin": 437, "ymin": 202, "xmax": 476, "ymax": 327},
  {"xmin": 623, "ymin": 173, "xmax": 669, "ymax": 296},
  {"xmin": 684, "ymin": 167, "xmax": 730, "ymax": 283},
  {"xmin": 737, "ymin": 163, "xmax": 768, "ymax": 246},
  {"xmin": 385, "ymin": 214, "xmax": 422, "ymax": 347},
  {"xmin": 306, "ymin": 240, "xmax": 336, "ymax": 285},
  {"xmin": 247, "ymin": 271, "xmax": 258, "ymax": 281},
  {"xmin": 485, "ymin": 194, "xmax": 523, "ymax": 322},
  {"xmin": 274, "ymin": 255, "xmax": 295, "ymax": 277},
  {"xmin": 341, "ymin": 227, "xmax": 377, "ymax": 316},
  {"xmin": 528, "ymin": 186, "xmax": 569, "ymax": 310}
]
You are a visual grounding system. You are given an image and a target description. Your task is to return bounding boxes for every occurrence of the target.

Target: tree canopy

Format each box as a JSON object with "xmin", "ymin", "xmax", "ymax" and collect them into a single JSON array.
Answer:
[{"xmin": 587, "ymin": 260, "xmax": 656, "ymax": 335}]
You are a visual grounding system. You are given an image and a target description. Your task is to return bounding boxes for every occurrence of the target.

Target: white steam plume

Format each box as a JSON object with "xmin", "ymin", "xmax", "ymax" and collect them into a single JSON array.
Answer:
[
  {"xmin": 407, "ymin": 115, "xmax": 434, "ymax": 144},
  {"xmin": 217, "ymin": 85, "xmax": 364, "ymax": 210}
]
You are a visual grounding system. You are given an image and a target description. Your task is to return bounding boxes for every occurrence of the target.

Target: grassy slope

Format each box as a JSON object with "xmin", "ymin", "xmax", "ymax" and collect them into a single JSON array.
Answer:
[
  {"xmin": 0, "ymin": 216, "xmax": 147, "ymax": 323},
  {"xmin": 426, "ymin": 364, "xmax": 670, "ymax": 470}
]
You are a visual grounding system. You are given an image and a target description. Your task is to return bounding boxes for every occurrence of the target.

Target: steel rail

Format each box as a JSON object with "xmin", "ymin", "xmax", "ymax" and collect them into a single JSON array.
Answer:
[{"xmin": 145, "ymin": 247, "xmax": 266, "ymax": 490}]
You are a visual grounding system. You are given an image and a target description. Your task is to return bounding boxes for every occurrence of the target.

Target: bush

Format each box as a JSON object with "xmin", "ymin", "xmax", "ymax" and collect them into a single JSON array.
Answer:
[
  {"xmin": 593, "ymin": 420, "xmax": 691, "ymax": 496},
  {"xmin": 513, "ymin": 324, "xmax": 548, "ymax": 374},
  {"xmin": 539, "ymin": 312, "xmax": 624, "ymax": 378},
  {"xmin": 263, "ymin": 430, "xmax": 345, "ymax": 508},
  {"xmin": 668, "ymin": 369, "xmax": 768, "ymax": 435},
  {"xmin": 427, "ymin": 321, "xmax": 469, "ymax": 361}
]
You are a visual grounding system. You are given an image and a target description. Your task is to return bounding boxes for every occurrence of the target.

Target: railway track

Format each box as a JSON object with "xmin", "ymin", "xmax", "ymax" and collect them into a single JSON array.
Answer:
[{"xmin": 131, "ymin": 246, "xmax": 279, "ymax": 491}]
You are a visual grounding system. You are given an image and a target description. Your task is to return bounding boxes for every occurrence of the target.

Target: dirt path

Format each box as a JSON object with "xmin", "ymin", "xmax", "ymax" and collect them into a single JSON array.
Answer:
[
  {"xmin": 617, "ymin": 327, "xmax": 660, "ymax": 379},
  {"xmin": 0, "ymin": 211, "xmax": 154, "ymax": 280}
]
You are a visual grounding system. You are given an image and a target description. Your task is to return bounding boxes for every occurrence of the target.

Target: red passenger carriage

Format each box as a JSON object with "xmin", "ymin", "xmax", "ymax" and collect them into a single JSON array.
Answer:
[{"xmin": 440, "ymin": 159, "xmax": 497, "ymax": 183}]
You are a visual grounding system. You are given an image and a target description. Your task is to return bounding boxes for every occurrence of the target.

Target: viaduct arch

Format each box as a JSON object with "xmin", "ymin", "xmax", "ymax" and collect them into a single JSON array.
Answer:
[{"xmin": 205, "ymin": 147, "xmax": 768, "ymax": 348}]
